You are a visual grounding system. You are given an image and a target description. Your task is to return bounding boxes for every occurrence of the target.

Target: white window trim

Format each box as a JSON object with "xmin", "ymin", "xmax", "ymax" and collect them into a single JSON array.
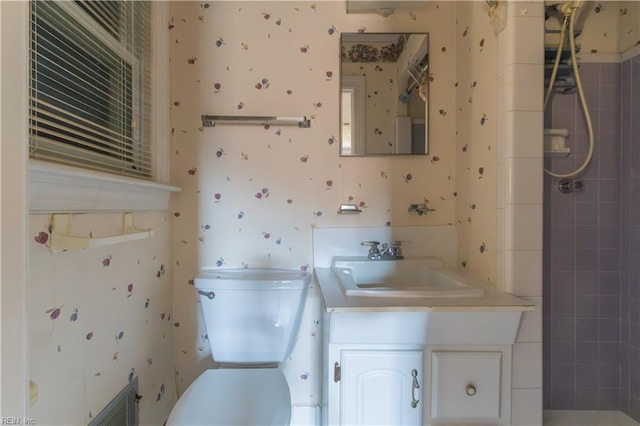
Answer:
[
  {"xmin": 28, "ymin": 1, "xmax": 180, "ymax": 213},
  {"xmin": 30, "ymin": 159, "xmax": 179, "ymax": 213}
]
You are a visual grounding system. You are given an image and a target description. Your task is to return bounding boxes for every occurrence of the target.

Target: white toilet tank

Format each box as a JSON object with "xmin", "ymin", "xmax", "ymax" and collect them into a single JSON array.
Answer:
[{"xmin": 195, "ymin": 268, "xmax": 311, "ymax": 364}]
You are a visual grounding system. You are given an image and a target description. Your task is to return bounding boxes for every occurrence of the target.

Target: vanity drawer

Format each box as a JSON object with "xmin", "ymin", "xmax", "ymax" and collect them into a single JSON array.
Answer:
[{"xmin": 430, "ymin": 351, "xmax": 502, "ymax": 422}]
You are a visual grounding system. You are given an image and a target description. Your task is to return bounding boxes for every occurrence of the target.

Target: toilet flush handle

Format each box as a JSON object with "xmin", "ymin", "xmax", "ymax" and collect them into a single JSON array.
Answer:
[{"xmin": 198, "ymin": 290, "xmax": 215, "ymax": 300}]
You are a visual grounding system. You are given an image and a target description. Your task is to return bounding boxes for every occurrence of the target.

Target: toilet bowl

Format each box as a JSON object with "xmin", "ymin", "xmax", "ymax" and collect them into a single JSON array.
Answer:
[
  {"xmin": 166, "ymin": 268, "xmax": 311, "ymax": 426},
  {"xmin": 166, "ymin": 369, "xmax": 291, "ymax": 425}
]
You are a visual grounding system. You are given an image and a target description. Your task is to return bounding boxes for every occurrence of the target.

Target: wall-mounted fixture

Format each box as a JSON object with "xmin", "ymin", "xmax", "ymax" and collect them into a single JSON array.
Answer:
[
  {"xmin": 345, "ymin": 0, "xmax": 395, "ymax": 16},
  {"xmin": 337, "ymin": 203, "xmax": 362, "ymax": 214},
  {"xmin": 408, "ymin": 203, "xmax": 435, "ymax": 216},
  {"xmin": 544, "ymin": 128, "xmax": 570, "ymax": 157},
  {"xmin": 49, "ymin": 213, "xmax": 154, "ymax": 252},
  {"xmin": 201, "ymin": 115, "xmax": 311, "ymax": 128},
  {"xmin": 558, "ymin": 178, "xmax": 583, "ymax": 194}
]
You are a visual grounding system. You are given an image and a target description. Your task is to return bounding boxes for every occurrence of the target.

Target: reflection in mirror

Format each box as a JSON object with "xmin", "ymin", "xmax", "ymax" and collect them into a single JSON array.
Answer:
[{"xmin": 340, "ymin": 33, "xmax": 429, "ymax": 156}]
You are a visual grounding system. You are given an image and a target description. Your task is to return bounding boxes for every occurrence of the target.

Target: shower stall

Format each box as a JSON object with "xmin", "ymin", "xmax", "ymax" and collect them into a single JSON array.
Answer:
[{"xmin": 543, "ymin": 0, "xmax": 640, "ymax": 422}]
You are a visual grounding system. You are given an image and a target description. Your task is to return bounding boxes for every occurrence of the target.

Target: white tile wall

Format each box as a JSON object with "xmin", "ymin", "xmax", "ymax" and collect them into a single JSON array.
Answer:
[
  {"xmin": 506, "ymin": 158, "xmax": 544, "ymax": 204},
  {"xmin": 512, "ymin": 342, "xmax": 543, "ymax": 388},
  {"xmin": 498, "ymin": 1, "xmax": 544, "ymax": 423},
  {"xmin": 498, "ymin": 116, "xmax": 507, "ymax": 162},
  {"xmin": 505, "ymin": 204, "xmax": 543, "ymax": 251},
  {"xmin": 507, "ymin": 1, "xmax": 545, "ymax": 19},
  {"xmin": 516, "ymin": 296, "xmax": 543, "ymax": 343},
  {"xmin": 505, "ymin": 250, "xmax": 544, "ymax": 296},
  {"xmin": 509, "ymin": 17, "xmax": 545, "ymax": 65},
  {"xmin": 506, "ymin": 111, "xmax": 545, "ymax": 158},
  {"xmin": 512, "ymin": 388, "xmax": 544, "ymax": 426},
  {"xmin": 497, "ymin": 206, "xmax": 505, "ymax": 252},
  {"xmin": 505, "ymin": 63, "xmax": 545, "ymax": 112}
]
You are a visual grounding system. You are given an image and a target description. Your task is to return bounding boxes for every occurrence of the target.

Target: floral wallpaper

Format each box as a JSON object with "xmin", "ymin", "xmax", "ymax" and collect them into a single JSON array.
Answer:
[
  {"xmin": 618, "ymin": 1, "xmax": 640, "ymax": 52},
  {"xmin": 454, "ymin": 1, "xmax": 498, "ymax": 283},
  {"xmin": 341, "ymin": 37, "xmax": 407, "ymax": 63},
  {"xmin": 28, "ymin": 213, "xmax": 175, "ymax": 425},
  {"xmin": 169, "ymin": 0, "xmax": 498, "ymax": 416},
  {"xmin": 545, "ymin": 1, "xmax": 637, "ymax": 55}
]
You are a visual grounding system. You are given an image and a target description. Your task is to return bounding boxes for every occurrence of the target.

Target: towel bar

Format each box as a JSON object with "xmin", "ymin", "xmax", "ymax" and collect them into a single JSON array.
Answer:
[{"xmin": 49, "ymin": 213, "xmax": 154, "ymax": 252}]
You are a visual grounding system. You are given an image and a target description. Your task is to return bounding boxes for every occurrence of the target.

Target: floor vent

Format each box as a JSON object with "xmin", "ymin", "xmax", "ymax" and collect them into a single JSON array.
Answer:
[{"xmin": 89, "ymin": 376, "xmax": 139, "ymax": 426}]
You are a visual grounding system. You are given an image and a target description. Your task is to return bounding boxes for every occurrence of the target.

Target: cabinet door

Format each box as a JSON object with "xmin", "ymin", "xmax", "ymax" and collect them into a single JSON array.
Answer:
[{"xmin": 340, "ymin": 350, "xmax": 423, "ymax": 426}]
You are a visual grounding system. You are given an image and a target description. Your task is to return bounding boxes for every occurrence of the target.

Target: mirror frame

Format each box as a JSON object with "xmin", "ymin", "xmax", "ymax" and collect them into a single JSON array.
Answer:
[{"xmin": 339, "ymin": 32, "xmax": 429, "ymax": 157}]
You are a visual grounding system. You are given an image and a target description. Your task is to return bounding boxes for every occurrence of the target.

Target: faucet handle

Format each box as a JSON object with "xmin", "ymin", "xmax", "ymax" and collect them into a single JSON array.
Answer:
[
  {"xmin": 388, "ymin": 241, "xmax": 404, "ymax": 259},
  {"xmin": 361, "ymin": 241, "xmax": 381, "ymax": 260},
  {"xmin": 361, "ymin": 241, "xmax": 380, "ymax": 248}
]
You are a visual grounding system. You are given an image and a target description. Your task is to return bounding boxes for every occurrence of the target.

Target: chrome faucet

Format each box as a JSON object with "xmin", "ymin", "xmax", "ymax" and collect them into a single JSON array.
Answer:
[
  {"xmin": 381, "ymin": 241, "xmax": 404, "ymax": 260},
  {"xmin": 361, "ymin": 241, "xmax": 382, "ymax": 260},
  {"xmin": 361, "ymin": 240, "xmax": 404, "ymax": 260}
]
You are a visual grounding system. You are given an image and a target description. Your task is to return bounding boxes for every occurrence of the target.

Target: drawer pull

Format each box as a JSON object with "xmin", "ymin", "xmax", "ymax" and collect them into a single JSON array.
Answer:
[
  {"xmin": 466, "ymin": 385, "xmax": 477, "ymax": 396},
  {"xmin": 411, "ymin": 369, "xmax": 420, "ymax": 408}
]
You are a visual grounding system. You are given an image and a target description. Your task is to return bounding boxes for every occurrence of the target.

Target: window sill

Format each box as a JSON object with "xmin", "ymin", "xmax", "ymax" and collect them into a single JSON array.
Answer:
[{"xmin": 29, "ymin": 160, "xmax": 181, "ymax": 213}]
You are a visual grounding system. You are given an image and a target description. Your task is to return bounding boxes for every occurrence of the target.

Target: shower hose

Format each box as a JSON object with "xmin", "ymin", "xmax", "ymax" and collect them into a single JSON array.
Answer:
[{"xmin": 544, "ymin": 3, "xmax": 594, "ymax": 178}]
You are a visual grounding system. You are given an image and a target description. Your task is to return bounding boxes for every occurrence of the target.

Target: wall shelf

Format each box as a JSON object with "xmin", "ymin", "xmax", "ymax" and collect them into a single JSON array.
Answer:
[
  {"xmin": 544, "ymin": 148, "xmax": 571, "ymax": 158},
  {"xmin": 49, "ymin": 213, "xmax": 155, "ymax": 252}
]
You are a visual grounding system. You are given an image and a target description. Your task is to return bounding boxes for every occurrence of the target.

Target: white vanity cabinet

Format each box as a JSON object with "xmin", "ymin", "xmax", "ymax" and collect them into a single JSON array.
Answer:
[
  {"xmin": 339, "ymin": 349, "xmax": 423, "ymax": 426},
  {"xmin": 313, "ymin": 228, "xmax": 534, "ymax": 426},
  {"xmin": 320, "ymin": 310, "xmax": 516, "ymax": 425},
  {"xmin": 323, "ymin": 343, "xmax": 512, "ymax": 426}
]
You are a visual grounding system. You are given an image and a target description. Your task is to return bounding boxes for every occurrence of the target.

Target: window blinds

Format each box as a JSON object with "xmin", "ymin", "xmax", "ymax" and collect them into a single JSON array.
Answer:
[{"xmin": 29, "ymin": 0, "xmax": 152, "ymax": 179}]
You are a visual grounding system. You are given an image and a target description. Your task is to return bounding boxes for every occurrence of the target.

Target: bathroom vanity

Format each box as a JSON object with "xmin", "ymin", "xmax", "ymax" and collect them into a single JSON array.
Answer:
[
  {"xmin": 312, "ymin": 226, "xmax": 534, "ymax": 426},
  {"xmin": 316, "ymin": 266, "xmax": 533, "ymax": 425}
]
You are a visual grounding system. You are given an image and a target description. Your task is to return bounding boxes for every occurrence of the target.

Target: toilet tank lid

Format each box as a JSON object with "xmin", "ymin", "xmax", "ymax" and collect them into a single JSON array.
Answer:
[{"xmin": 195, "ymin": 268, "xmax": 311, "ymax": 290}]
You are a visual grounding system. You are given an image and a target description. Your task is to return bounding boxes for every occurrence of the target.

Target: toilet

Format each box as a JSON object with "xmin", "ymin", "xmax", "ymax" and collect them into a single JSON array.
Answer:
[{"xmin": 167, "ymin": 268, "xmax": 311, "ymax": 426}]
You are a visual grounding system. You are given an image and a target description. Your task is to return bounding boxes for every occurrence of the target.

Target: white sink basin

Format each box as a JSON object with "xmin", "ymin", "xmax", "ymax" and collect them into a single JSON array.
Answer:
[{"xmin": 332, "ymin": 256, "xmax": 486, "ymax": 298}]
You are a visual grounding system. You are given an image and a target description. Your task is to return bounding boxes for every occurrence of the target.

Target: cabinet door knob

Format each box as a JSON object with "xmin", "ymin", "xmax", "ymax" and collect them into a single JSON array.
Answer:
[{"xmin": 466, "ymin": 385, "xmax": 477, "ymax": 396}]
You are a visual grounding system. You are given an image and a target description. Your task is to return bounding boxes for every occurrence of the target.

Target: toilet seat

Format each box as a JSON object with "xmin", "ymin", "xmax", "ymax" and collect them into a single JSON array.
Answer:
[{"xmin": 166, "ymin": 368, "xmax": 291, "ymax": 426}]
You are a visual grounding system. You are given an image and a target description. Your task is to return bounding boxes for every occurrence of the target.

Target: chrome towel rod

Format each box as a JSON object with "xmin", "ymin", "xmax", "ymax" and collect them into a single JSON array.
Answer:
[{"xmin": 202, "ymin": 115, "xmax": 311, "ymax": 128}]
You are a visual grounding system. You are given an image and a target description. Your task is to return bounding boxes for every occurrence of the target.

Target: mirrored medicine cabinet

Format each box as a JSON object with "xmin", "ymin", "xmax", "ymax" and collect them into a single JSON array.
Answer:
[{"xmin": 340, "ymin": 32, "xmax": 429, "ymax": 156}]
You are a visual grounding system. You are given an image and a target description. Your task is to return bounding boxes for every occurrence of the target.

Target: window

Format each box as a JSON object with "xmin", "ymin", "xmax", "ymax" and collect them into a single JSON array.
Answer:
[{"xmin": 29, "ymin": 0, "xmax": 152, "ymax": 179}]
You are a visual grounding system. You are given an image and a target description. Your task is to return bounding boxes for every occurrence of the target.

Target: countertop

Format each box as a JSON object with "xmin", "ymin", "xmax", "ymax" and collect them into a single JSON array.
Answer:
[{"xmin": 314, "ymin": 268, "xmax": 536, "ymax": 313}]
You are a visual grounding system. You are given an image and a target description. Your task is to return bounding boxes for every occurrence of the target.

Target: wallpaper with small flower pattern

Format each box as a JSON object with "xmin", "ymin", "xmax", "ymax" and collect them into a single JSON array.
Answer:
[
  {"xmin": 28, "ymin": 213, "xmax": 175, "ymax": 425},
  {"xmin": 454, "ymin": 1, "xmax": 497, "ymax": 283},
  {"xmin": 546, "ymin": 1, "xmax": 637, "ymax": 55},
  {"xmin": 341, "ymin": 38, "xmax": 406, "ymax": 63},
  {"xmin": 169, "ymin": 0, "xmax": 498, "ymax": 409}
]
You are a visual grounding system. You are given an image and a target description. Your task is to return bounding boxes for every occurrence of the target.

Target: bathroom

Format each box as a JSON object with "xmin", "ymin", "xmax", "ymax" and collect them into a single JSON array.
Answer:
[{"xmin": 0, "ymin": 0, "xmax": 637, "ymax": 425}]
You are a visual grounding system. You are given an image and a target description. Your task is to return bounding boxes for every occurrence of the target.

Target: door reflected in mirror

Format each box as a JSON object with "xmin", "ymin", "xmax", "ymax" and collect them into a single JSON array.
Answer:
[{"xmin": 340, "ymin": 33, "xmax": 429, "ymax": 156}]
